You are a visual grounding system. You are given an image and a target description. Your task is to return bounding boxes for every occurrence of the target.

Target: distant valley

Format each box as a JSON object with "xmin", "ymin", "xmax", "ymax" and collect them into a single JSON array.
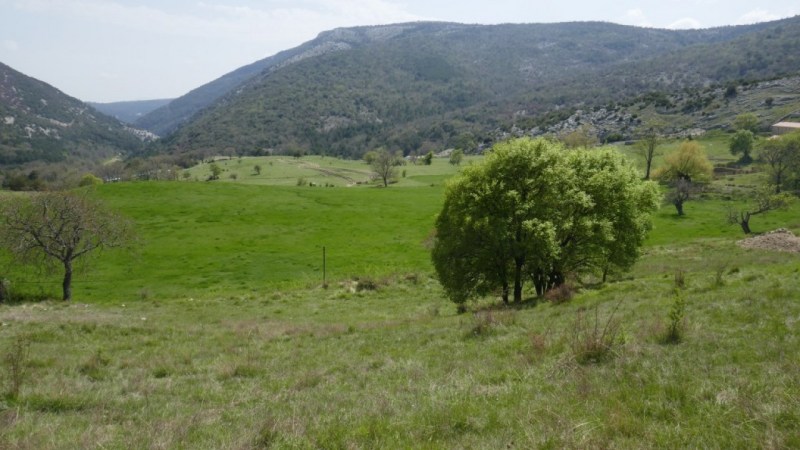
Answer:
[{"xmin": 89, "ymin": 99, "xmax": 173, "ymax": 124}]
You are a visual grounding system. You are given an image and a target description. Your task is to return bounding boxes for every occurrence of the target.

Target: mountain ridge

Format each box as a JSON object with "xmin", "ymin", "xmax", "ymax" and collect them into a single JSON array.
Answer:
[{"xmin": 150, "ymin": 17, "xmax": 800, "ymax": 159}]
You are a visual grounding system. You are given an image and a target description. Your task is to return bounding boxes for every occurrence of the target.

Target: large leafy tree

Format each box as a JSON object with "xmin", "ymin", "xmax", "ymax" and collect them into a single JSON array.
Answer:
[
  {"xmin": 0, "ymin": 191, "xmax": 133, "ymax": 301},
  {"xmin": 432, "ymin": 138, "xmax": 659, "ymax": 305}
]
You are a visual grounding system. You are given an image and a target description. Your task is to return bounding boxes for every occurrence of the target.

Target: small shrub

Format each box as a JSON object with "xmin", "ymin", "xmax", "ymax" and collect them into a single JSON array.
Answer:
[
  {"xmin": 355, "ymin": 278, "xmax": 378, "ymax": 292},
  {"xmin": 229, "ymin": 173, "xmax": 238, "ymax": 180},
  {"xmin": 545, "ymin": 283, "xmax": 575, "ymax": 304},
  {"xmin": 152, "ymin": 367, "xmax": 171, "ymax": 379},
  {"xmin": 467, "ymin": 311, "xmax": 497, "ymax": 337},
  {"xmin": 79, "ymin": 349, "xmax": 110, "ymax": 381},
  {"xmin": 661, "ymin": 293, "xmax": 686, "ymax": 344},
  {"xmin": 456, "ymin": 303, "xmax": 468, "ymax": 314},
  {"xmin": 570, "ymin": 302, "xmax": 622, "ymax": 364},
  {"xmin": 4, "ymin": 335, "xmax": 31, "ymax": 400},
  {"xmin": 296, "ymin": 177, "xmax": 307, "ymax": 186},
  {"xmin": 713, "ymin": 263, "xmax": 728, "ymax": 287},
  {"xmin": 529, "ymin": 331, "xmax": 548, "ymax": 356},
  {"xmin": 674, "ymin": 269, "xmax": 686, "ymax": 290},
  {"xmin": 466, "ymin": 310, "xmax": 515, "ymax": 338}
]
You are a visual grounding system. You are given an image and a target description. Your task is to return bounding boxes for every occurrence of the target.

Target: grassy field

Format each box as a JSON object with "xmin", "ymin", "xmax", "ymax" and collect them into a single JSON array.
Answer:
[{"xmin": 1, "ymin": 141, "xmax": 799, "ymax": 448}]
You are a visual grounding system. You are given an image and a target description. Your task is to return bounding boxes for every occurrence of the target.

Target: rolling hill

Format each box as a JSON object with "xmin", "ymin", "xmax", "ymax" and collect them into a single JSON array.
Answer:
[
  {"xmin": 147, "ymin": 17, "xmax": 800, "ymax": 159},
  {"xmin": 0, "ymin": 62, "xmax": 144, "ymax": 166}
]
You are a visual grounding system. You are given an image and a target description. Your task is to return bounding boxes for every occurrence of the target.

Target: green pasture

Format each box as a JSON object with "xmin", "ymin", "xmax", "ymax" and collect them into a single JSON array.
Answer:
[
  {"xmin": 1, "ymin": 136, "xmax": 799, "ymax": 448},
  {"xmin": 0, "ymin": 238, "xmax": 798, "ymax": 448},
  {"xmin": 185, "ymin": 155, "xmax": 479, "ymax": 188}
]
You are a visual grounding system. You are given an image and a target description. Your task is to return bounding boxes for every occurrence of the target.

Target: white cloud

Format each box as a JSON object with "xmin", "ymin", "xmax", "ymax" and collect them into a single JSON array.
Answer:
[
  {"xmin": 2, "ymin": 39, "xmax": 20, "ymax": 51},
  {"xmin": 10, "ymin": 0, "xmax": 423, "ymax": 45},
  {"xmin": 667, "ymin": 17, "xmax": 703, "ymax": 29},
  {"xmin": 735, "ymin": 9, "xmax": 782, "ymax": 25},
  {"xmin": 622, "ymin": 9, "xmax": 652, "ymax": 27}
]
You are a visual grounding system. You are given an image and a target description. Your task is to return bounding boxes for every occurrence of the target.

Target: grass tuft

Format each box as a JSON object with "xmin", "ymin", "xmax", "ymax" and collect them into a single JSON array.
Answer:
[{"xmin": 570, "ymin": 302, "xmax": 622, "ymax": 364}]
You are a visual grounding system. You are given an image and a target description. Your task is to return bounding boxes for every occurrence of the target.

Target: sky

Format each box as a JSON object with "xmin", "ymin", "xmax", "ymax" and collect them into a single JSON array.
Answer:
[{"xmin": 0, "ymin": 0, "xmax": 797, "ymax": 103}]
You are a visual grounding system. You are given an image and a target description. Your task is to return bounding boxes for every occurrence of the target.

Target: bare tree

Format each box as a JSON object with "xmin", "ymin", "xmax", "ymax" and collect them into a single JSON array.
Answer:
[
  {"xmin": 370, "ymin": 148, "xmax": 402, "ymax": 187},
  {"xmin": 0, "ymin": 191, "xmax": 133, "ymax": 301},
  {"xmin": 635, "ymin": 126, "xmax": 662, "ymax": 180}
]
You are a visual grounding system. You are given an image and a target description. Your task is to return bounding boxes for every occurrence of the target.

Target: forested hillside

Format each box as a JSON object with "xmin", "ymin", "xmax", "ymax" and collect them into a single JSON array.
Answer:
[
  {"xmin": 0, "ymin": 62, "xmax": 143, "ymax": 166},
  {"xmin": 153, "ymin": 17, "xmax": 800, "ymax": 159}
]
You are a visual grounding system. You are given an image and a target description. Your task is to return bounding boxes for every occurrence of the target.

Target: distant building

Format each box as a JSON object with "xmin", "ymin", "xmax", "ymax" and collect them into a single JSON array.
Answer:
[{"xmin": 772, "ymin": 121, "xmax": 800, "ymax": 135}]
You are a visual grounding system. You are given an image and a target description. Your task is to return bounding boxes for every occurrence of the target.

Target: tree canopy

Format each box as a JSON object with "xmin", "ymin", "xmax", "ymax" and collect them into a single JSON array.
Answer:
[
  {"xmin": 654, "ymin": 141, "xmax": 713, "ymax": 184},
  {"xmin": 655, "ymin": 141, "xmax": 713, "ymax": 216},
  {"xmin": 729, "ymin": 129, "xmax": 755, "ymax": 163},
  {"xmin": 759, "ymin": 131, "xmax": 800, "ymax": 193},
  {"xmin": 432, "ymin": 138, "xmax": 660, "ymax": 304},
  {"xmin": 733, "ymin": 112, "xmax": 761, "ymax": 133}
]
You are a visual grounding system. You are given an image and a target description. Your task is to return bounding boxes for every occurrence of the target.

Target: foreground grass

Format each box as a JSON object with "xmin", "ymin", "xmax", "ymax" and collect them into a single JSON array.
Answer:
[{"xmin": 1, "ymin": 242, "xmax": 798, "ymax": 448}]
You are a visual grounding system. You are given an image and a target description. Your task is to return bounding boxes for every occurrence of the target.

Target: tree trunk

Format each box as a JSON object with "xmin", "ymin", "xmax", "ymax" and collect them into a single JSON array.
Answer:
[
  {"xmin": 62, "ymin": 260, "xmax": 73, "ymax": 301},
  {"xmin": 513, "ymin": 258, "xmax": 523, "ymax": 303},
  {"xmin": 740, "ymin": 219, "xmax": 751, "ymax": 234},
  {"xmin": 644, "ymin": 159, "xmax": 652, "ymax": 180},
  {"xmin": 501, "ymin": 280, "xmax": 509, "ymax": 304},
  {"xmin": 674, "ymin": 200, "xmax": 684, "ymax": 216}
]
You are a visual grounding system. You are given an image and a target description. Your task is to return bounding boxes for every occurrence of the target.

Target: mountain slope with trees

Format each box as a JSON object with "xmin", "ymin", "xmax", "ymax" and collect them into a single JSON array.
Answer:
[
  {"xmin": 0, "ymin": 62, "xmax": 144, "ymax": 166},
  {"xmin": 152, "ymin": 17, "xmax": 800, "ymax": 159}
]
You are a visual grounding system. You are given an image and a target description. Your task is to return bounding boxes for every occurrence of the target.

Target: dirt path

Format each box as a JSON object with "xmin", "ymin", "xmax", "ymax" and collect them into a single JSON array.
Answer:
[{"xmin": 295, "ymin": 160, "xmax": 373, "ymax": 186}]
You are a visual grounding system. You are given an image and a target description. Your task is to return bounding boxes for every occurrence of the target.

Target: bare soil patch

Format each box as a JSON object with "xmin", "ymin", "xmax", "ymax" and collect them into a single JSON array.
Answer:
[{"xmin": 736, "ymin": 228, "xmax": 800, "ymax": 253}]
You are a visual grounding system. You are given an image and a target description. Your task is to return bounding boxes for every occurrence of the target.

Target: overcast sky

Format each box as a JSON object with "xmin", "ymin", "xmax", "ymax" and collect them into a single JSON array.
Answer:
[{"xmin": 0, "ymin": 0, "xmax": 797, "ymax": 103}]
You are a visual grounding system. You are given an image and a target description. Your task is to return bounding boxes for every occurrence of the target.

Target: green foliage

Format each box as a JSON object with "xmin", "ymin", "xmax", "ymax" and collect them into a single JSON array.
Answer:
[
  {"xmin": 432, "ymin": 138, "xmax": 659, "ymax": 304},
  {"xmin": 369, "ymin": 148, "xmax": 402, "ymax": 187},
  {"xmin": 448, "ymin": 149, "xmax": 464, "ymax": 166},
  {"xmin": 208, "ymin": 163, "xmax": 222, "ymax": 180},
  {"xmin": 421, "ymin": 151, "xmax": 433, "ymax": 166},
  {"xmin": 733, "ymin": 112, "xmax": 760, "ymax": 133},
  {"xmin": 570, "ymin": 302, "xmax": 622, "ymax": 364},
  {"xmin": 662, "ymin": 292, "xmax": 687, "ymax": 344},
  {"xmin": 78, "ymin": 173, "xmax": 104, "ymax": 187},
  {"xmin": 758, "ymin": 131, "xmax": 800, "ymax": 193},
  {"xmin": 561, "ymin": 124, "xmax": 598, "ymax": 149},
  {"xmin": 729, "ymin": 129, "xmax": 755, "ymax": 163},
  {"xmin": 3, "ymin": 334, "xmax": 30, "ymax": 400},
  {"xmin": 655, "ymin": 141, "xmax": 713, "ymax": 184}
]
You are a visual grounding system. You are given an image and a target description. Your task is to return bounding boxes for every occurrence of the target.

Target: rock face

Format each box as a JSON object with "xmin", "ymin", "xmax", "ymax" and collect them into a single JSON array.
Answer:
[{"xmin": 736, "ymin": 229, "xmax": 800, "ymax": 253}]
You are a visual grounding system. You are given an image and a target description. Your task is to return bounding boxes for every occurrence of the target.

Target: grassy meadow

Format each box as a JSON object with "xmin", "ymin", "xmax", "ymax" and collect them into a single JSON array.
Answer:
[{"xmin": 1, "ymin": 142, "xmax": 800, "ymax": 448}]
